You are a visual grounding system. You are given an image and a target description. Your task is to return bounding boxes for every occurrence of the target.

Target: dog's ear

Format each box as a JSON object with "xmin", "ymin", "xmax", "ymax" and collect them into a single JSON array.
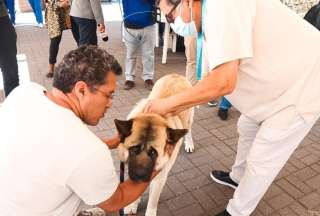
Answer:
[
  {"xmin": 114, "ymin": 119, "xmax": 133, "ymax": 142},
  {"xmin": 166, "ymin": 128, "xmax": 188, "ymax": 145}
]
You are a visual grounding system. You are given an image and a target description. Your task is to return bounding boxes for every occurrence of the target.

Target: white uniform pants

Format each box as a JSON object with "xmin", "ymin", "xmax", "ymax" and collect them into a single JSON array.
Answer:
[{"xmin": 227, "ymin": 112, "xmax": 318, "ymax": 216}]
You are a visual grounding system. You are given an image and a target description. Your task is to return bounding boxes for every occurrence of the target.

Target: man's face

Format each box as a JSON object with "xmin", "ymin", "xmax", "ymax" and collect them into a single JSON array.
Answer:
[{"xmin": 79, "ymin": 72, "xmax": 116, "ymax": 126}]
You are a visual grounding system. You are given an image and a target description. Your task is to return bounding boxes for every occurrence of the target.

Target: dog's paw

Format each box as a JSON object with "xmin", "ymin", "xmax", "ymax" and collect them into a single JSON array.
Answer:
[
  {"xmin": 145, "ymin": 208, "xmax": 157, "ymax": 216},
  {"xmin": 184, "ymin": 132, "xmax": 194, "ymax": 153},
  {"xmin": 184, "ymin": 144, "xmax": 194, "ymax": 153},
  {"xmin": 124, "ymin": 201, "xmax": 139, "ymax": 215}
]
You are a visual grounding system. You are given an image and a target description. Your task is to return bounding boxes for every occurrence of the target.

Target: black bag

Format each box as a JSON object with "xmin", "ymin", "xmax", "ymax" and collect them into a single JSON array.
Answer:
[{"xmin": 304, "ymin": 2, "xmax": 320, "ymax": 31}]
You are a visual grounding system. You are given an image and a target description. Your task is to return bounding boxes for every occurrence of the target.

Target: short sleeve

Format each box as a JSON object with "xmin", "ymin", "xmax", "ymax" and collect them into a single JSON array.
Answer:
[
  {"xmin": 66, "ymin": 148, "xmax": 119, "ymax": 205},
  {"xmin": 204, "ymin": 0, "xmax": 255, "ymax": 70}
]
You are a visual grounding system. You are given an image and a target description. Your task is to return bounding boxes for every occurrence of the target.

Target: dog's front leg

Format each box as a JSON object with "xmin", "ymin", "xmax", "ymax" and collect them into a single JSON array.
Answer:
[
  {"xmin": 184, "ymin": 129, "xmax": 194, "ymax": 153},
  {"xmin": 145, "ymin": 165, "xmax": 170, "ymax": 216},
  {"xmin": 145, "ymin": 141, "xmax": 182, "ymax": 216}
]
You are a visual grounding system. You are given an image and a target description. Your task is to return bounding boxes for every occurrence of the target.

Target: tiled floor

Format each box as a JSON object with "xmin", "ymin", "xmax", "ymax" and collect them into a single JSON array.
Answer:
[{"xmin": 1, "ymin": 3, "xmax": 320, "ymax": 215}]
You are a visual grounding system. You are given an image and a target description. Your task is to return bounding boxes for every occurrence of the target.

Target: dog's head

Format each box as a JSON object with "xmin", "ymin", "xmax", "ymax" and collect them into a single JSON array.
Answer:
[{"xmin": 115, "ymin": 114, "xmax": 188, "ymax": 182}]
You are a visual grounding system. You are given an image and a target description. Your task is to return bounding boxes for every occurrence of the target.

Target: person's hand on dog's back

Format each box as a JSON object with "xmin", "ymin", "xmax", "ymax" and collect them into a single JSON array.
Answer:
[{"xmin": 143, "ymin": 98, "xmax": 176, "ymax": 116}]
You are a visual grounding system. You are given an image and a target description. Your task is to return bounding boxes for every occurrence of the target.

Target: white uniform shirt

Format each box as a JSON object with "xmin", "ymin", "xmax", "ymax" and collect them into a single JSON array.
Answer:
[
  {"xmin": 203, "ymin": 0, "xmax": 320, "ymax": 127},
  {"xmin": 0, "ymin": 83, "xmax": 119, "ymax": 216}
]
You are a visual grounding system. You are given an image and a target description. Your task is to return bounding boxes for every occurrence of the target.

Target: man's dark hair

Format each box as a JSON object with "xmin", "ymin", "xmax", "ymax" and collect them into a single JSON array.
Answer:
[{"xmin": 53, "ymin": 45, "xmax": 122, "ymax": 93}]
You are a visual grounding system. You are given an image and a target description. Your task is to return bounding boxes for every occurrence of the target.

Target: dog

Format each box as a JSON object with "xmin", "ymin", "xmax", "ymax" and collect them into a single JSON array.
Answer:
[{"xmin": 114, "ymin": 74, "xmax": 195, "ymax": 216}]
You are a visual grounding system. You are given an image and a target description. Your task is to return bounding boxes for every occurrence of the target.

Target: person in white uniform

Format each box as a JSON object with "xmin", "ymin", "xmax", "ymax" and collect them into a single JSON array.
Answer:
[
  {"xmin": 0, "ymin": 45, "xmax": 160, "ymax": 216},
  {"xmin": 147, "ymin": 0, "xmax": 320, "ymax": 215}
]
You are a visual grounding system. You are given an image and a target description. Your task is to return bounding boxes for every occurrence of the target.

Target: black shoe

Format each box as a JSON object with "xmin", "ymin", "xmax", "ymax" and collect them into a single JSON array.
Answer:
[
  {"xmin": 124, "ymin": 80, "xmax": 135, "ymax": 90},
  {"xmin": 218, "ymin": 108, "xmax": 229, "ymax": 121},
  {"xmin": 144, "ymin": 79, "xmax": 154, "ymax": 91},
  {"xmin": 214, "ymin": 210, "xmax": 231, "ymax": 216},
  {"xmin": 210, "ymin": 170, "xmax": 238, "ymax": 189}
]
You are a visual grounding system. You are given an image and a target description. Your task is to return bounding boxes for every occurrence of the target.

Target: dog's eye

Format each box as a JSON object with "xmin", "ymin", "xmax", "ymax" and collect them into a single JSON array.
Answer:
[
  {"xmin": 148, "ymin": 148, "xmax": 158, "ymax": 157},
  {"xmin": 129, "ymin": 146, "xmax": 141, "ymax": 155}
]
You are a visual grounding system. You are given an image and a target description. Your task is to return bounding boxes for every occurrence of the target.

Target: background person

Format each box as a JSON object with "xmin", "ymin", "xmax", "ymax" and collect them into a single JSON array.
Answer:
[
  {"xmin": 70, "ymin": 0, "xmax": 106, "ymax": 46},
  {"xmin": 122, "ymin": 0, "xmax": 156, "ymax": 91},
  {"xmin": 0, "ymin": 0, "xmax": 19, "ymax": 97},
  {"xmin": 28, "ymin": 0, "xmax": 44, "ymax": 27},
  {"xmin": 44, "ymin": 0, "xmax": 71, "ymax": 78}
]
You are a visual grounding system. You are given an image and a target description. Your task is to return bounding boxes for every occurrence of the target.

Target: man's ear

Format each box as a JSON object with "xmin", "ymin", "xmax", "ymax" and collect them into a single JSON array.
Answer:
[
  {"xmin": 166, "ymin": 128, "xmax": 188, "ymax": 145},
  {"xmin": 73, "ymin": 81, "xmax": 88, "ymax": 98},
  {"xmin": 114, "ymin": 119, "xmax": 133, "ymax": 142}
]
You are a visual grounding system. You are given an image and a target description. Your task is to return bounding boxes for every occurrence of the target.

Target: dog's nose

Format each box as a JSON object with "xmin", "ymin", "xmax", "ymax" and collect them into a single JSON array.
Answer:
[
  {"xmin": 130, "ymin": 172, "xmax": 152, "ymax": 182},
  {"xmin": 129, "ymin": 165, "xmax": 153, "ymax": 182}
]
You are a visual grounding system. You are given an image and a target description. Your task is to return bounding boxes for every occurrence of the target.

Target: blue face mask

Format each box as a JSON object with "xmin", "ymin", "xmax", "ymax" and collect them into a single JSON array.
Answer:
[{"xmin": 170, "ymin": 4, "xmax": 197, "ymax": 37}]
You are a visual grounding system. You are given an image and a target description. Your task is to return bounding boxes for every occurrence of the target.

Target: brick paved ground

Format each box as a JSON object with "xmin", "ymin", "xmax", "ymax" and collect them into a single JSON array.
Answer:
[{"xmin": 1, "ymin": 4, "xmax": 320, "ymax": 216}]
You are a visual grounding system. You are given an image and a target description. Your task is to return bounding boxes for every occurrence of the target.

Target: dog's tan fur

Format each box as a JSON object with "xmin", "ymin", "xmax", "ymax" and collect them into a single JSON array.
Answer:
[{"xmin": 116, "ymin": 74, "xmax": 194, "ymax": 216}]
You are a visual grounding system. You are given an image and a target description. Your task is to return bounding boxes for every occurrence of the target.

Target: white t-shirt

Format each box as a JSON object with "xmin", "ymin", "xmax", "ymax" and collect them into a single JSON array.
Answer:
[
  {"xmin": 0, "ymin": 83, "xmax": 119, "ymax": 216},
  {"xmin": 203, "ymin": 0, "xmax": 320, "ymax": 127}
]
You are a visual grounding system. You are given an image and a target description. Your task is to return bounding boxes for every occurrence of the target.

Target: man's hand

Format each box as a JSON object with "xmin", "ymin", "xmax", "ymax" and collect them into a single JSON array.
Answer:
[{"xmin": 98, "ymin": 23, "xmax": 106, "ymax": 33}]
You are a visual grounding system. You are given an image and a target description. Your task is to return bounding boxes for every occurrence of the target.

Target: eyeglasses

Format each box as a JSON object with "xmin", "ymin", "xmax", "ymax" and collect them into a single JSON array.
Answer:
[
  {"xmin": 165, "ymin": 0, "xmax": 182, "ymax": 23},
  {"xmin": 92, "ymin": 87, "xmax": 114, "ymax": 100}
]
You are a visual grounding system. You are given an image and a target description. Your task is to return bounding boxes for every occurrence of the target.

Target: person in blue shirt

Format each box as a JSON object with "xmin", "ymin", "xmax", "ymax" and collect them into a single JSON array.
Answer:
[
  {"xmin": 4, "ymin": 0, "xmax": 14, "ymax": 25},
  {"xmin": 28, "ymin": 0, "xmax": 44, "ymax": 27},
  {"xmin": 122, "ymin": 0, "xmax": 156, "ymax": 91}
]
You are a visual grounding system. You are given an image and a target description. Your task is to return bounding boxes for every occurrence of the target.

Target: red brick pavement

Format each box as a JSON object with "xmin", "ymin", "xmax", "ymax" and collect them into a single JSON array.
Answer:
[{"xmin": 2, "ymin": 17, "xmax": 320, "ymax": 216}]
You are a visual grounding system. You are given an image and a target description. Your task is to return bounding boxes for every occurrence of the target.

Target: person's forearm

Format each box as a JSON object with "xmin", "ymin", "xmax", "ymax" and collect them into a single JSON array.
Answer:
[
  {"xmin": 90, "ymin": 0, "xmax": 104, "ymax": 24},
  {"xmin": 98, "ymin": 179, "xmax": 149, "ymax": 212},
  {"xmin": 98, "ymin": 171, "xmax": 159, "ymax": 212},
  {"xmin": 166, "ymin": 63, "xmax": 238, "ymax": 115}
]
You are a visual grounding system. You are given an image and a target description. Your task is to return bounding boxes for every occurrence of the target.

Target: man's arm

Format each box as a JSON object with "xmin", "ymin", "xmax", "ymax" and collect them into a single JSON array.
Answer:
[
  {"xmin": 144, "ymin": 60, "xmax": 239, "ymax": 116},
  {"xmin": 97, "ymin": 171, "xmax": 158, "ymax": 213},
  {"xmin": 89, "ymin": 0, "xmax": 105, "ymax": 28}
]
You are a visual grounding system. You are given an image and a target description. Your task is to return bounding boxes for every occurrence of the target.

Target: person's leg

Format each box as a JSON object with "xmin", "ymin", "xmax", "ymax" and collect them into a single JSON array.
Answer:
[
  {"xmin": 33, "ymin": 0, "xmax": 43, "ymax": 24},
  {"xmin": 76, "ymin": 17, "xmax": 97, "ymax": 46},
  {"xmin": 47, "ymin": 35, "xmax": 62, "ymax": 77},
  {"xmin": 218, "ymin": 97, "xmax": 232, "ymax": 120},
  {"xmin": 0, "ymin": 16, "xmax": 19, "ymax": 96},
  {"xmin": 4, "ymin": 0, "xmax": 15, "ymax": 25},
  {"xmin": 141, "ymin": 24, "xmax": 155, "ymax": 81},
  {"xmin": 229, "ymin": 115, "xmax": 259, "ymax": 183},
  {"xmin": 27, "ymin": 0, "xmax": 35, "ymax": 11},
  {"xmin": 70, "ymin": 16, "xmax": 80, "ymax": 46},
  {"xmin": 184, "ymin": 35, "xmax": 197, "ymax": 86},
  {"xmin": 211, "ymin": 114, "xmax": 259, "ymax": 190},
  {"xmin": 123, "ymin": 27, "xmax": 140, "ymax": 87},
  {"xmin": 49, "ymin": 35, "xmax": 62, "ymax": 65},
  {"xmin": 227, "ymin": 114, "xmax": 317, "ymax": 216},
  {"xmin": 141, "ymin": 24, "xmax": 156, "ymax": 89},
  {"xmin": 220, "ymin": 97, "xmax": 232, "ymax": 109}
]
